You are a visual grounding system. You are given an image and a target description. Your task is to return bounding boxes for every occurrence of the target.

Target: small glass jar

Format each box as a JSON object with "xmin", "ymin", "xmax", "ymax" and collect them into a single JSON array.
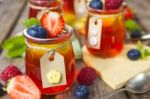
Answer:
[
  {"xmin": 28, "ymin": 0, "xmax": 63, "ymax": 18},
  {"xmin": 62, "ymin": 0, "xmax": 76, "ymax": 26},
  {"xmin": 24, "ymin": 25, "xmax": 75, "ymax": 95},
  {"xmin": 73, "ymin": 0, "xmax": 88, "ymax": 35},
  {"xmin": 86, "ymin": 6, "xmax": 125, "ymax": 58}
]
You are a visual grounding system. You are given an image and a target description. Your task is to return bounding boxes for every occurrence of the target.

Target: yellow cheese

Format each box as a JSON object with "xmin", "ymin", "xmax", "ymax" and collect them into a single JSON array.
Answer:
[{"xmin": 82, "ymin": 45, "xmax": 150, "ymax": 89}]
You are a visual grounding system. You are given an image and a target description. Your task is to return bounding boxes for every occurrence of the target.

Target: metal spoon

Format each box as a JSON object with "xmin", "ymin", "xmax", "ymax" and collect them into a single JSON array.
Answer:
[
  {"xmin": 127, "ymin": 33, "xmax": 150, "ymax": 41},
  {"xmin": 141, "ymin": 34, "xmax": 150, "ymax": 41},
  {"xmin": 104, "ymin": 72, "xmax": 150, "ymax": 99}
]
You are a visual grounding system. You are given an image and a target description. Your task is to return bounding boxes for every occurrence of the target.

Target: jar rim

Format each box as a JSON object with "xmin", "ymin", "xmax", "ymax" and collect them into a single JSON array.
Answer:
[
  {"xmin": 23, "ymin": 24, "xmax": 73, "ymax": 44},
  {"xmin": 88, "ymin": 4, "xmax": 126, "ymax": 15},
  {"xmin": 29, "ymin": 0, "xmax": 61, "ymax": 4},
  {"xmin": 29, "ymin": 0, "xmax": 63, "ymax": 9}
]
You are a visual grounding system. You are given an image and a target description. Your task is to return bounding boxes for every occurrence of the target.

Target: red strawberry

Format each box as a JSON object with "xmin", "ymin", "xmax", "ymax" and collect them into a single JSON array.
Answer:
[
  {"xmin": 0, "ymin": 65, "xmax": 22, "ymax": 85},
  {"xmin": 41, "ymin": 12, "xmax": 65, "ymax": 37},
  {"xmin": 125, "ymin": 6, "xmax": 134, "ymax": 20},
  {"xmin": 7, "ymin": 75, "xmax": 41, "ymax": 99},
  {"xmin": 105, "ymin": 0, "xmax": 124, "ymax": 10}
]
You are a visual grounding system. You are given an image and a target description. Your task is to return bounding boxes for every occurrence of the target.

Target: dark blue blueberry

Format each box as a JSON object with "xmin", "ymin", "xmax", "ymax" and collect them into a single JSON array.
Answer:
[
  {"xmin": 0, "ymin": 83, "xmax": 4, "ymax": 96},
  {"xmin": 89, "ymin": 0, "xmax": 103, "ymax": 10},
  {"xmin": 27, "ymin": 25, "xmax": 48, "ymax": 38},
  {"xmin": 30, "ymin": 25, "xmax": 39, "ymax": 29},
  {"xmin": 130, "ymin": 30, "xmax": 142, "ymax": 39},
  {"xmin": 74, "ymin": 85, "xmax": 89, "ymax": 99},
  {"xmin": 127, "ymin": 49, "xmax": 141, "ymax": 60},
  {"xmin": 27, "ymin": 27, "xmax": 39, "ymax": 38},
  {"xmin": 37, "ymin": 26, "xmax": 48, "ymax": 38}
]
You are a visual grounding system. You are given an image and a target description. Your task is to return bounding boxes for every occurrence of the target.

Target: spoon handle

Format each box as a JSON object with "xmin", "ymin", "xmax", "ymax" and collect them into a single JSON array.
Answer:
[
  {"xmin": 141, "ymin": 34, "xmax": 150, "ymax": 41},
  {"xmin": 103, "ymin": 88, "xmax": 127, "ymax": 99}
]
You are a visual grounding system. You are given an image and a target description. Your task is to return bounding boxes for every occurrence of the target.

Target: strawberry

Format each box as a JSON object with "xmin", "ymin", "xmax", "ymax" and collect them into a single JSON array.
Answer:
[
  {"xmin": 41, "ymin": 12, "xmax": 65, "ymax": 37},
  {"xmin": 7, "ymin": 75, "xmax": 41, "ymax": 99},
  {"xmin": 125, "ymin": 6, "xmax": 134, "ymax": 20},
  {"xmin": 0, "ymin": 65, "xmax": 22, "ymax": 85}
]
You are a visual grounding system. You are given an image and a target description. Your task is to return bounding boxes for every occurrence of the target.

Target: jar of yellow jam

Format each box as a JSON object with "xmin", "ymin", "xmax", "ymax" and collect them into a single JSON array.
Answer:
[{"xmin": 24, "ymin": 25, "xmax": 75, "ymax": 95}]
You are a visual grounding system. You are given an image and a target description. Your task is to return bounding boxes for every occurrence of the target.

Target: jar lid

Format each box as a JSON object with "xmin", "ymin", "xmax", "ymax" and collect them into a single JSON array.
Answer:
[{"xmin": 23, "ymin": 24, "xmax": 73, "ymax": 44}]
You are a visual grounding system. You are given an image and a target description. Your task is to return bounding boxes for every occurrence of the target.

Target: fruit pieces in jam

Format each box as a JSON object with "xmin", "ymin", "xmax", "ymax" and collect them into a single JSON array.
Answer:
[
  {"xmin": 86, "ymin": 9, "xmax": 125, "ymax": 58},
  {"xmin": 24, "ymin": 11, "xmax": 75, "ymax": 94},
  {"xmin": 63, "ymin": 0, "xmax": 76, "ymax": 26},
  {"xmin": 25, "ymin": 37, "xmax": 75, "ymax": 94},
  {"xmin": 28, "ymin": 0, "xmax": 62, "ymax": 18}
]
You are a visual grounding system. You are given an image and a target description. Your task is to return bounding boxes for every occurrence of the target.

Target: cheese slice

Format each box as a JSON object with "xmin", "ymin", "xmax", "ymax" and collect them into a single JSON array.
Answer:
[{"xmin": 82, "ymin": 45, "xmax": 150, "ymax": 89}]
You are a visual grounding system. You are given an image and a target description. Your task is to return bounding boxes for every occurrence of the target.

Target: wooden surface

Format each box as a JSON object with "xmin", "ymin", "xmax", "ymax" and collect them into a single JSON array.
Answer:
[{"xmin": 0, "ymin": 0, "xmax": 150, "ymax": 99}]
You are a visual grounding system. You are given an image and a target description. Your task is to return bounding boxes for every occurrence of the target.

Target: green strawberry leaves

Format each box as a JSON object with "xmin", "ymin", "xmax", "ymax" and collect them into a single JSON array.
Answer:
[
  {"xmin": 1, "ymin": 18, "xmax": 41, "ymax": 58},
  {"xmin": 125, "ymin": 20, "xmax": 141, "ymax": 31},
  {"xmin": 136, "ymin": 41, "xmax": 150, "ymax": 59},
  {"xmin": 2, "ymin": 35, "xmax": 26, "ymax": 58},
  {"xmin": 23, "ymin": 18, "xmax": 40, "ymax": 28}
]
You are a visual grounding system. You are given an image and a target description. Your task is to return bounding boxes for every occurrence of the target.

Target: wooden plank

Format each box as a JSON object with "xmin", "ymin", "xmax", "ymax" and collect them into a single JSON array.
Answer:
[
  {"xmin": 129, "ymin": 92, "xmax": 150, "ymax": 99},
  {"xmin": 0, "ymin": 0, "xmax": 27, "ymax": 45},
  {"xmin": 126, "ymin": 0, "xmax": 150, "ymax": 32},
  {"xmin": 0, "ymin": 1, "xmax": 28, "ymax": 99},
  {"xmin": 0, "ymin": 1, "xmax": 28, "ymax": 75}
]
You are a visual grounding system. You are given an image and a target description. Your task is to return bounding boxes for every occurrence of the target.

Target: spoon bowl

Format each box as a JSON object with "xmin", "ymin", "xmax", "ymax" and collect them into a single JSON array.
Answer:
[
  {"xmin": 104, "ymin": 72, "xmax": 150, "ymax": 99},
  {"xmin": 126, "ymin": 72, "xmax": 150, "ymax": 93}
]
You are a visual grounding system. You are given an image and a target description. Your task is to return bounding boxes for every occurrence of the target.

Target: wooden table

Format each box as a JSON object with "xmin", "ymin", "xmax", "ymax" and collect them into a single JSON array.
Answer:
[{"xmin": 0, "ymin": 0, "xmax": 150, "ymax": 99}]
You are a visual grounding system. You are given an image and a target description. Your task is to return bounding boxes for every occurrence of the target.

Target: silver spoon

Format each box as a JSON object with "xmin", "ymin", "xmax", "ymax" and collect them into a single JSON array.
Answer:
[
  {"xmin": 103, "ymin": 72, "xmax": 150, "ymax": 99},
  {"xmin": 127, "ymin": 33, "xmax": 150, "ymax": 41},
  {"xmin": 141, "ymin": 34, "xmax": 150, "ymax": 41}
]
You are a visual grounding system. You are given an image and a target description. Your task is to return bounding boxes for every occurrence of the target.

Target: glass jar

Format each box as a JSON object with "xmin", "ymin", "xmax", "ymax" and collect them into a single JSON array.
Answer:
[
  {"xmin": 23, "ymin": 25, "xmax": 75, "ymax": 95},
  {"xmin": 73, "ymin": 0, "xmax": 88, "ymax": 35},
  {"xmin": 28, "ymin": 0, "xmax": 63, "ymax": 18},
  {"xmin": 86, "ymin": 6, "xmax": 125, "ymax": 58},
  {"xmin": 62, "ymin": 0, "xmax": 76, "ymax": 27}
]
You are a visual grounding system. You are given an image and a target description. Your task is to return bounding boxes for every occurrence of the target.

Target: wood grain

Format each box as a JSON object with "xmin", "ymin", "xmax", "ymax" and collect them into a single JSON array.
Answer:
[
  {"xmin": 0, "ymin": 0, "xmax": 27, "ymax": 45},
  {"xmin": 126, "ymin": 0, "xmax": 150, "ymax": 32}
]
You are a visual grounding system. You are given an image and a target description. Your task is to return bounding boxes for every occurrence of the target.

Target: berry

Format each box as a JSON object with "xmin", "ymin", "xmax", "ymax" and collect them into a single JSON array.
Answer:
[
  {"xmin": 127, "ymin": 49, "xmax": 141, "ymax": 60},
  {"xmin": 77, "ymin": 67, "xmax": 97, "ymax": 85},
  {"xmin": 41, "ymin": 12, "xmax": 65, "ymax": 37},
  {"xmin": 125, "ymin": 6, "xmax": 134, "ymax": 20},
  {"xmin": 0, "ymin": 65, "xmax": 22, "ymax": 85},
  {"xmin": 0, "ymin": 83, "xmax": 4, "ymax": 96},
  {"xmin": 89, "ymin": 0, "xmax": 103, "ymax": 10},
  {"xmin": 105, "ymin": 0, "xmax": 123, "ymax": 10},
  {"xmin": 7, "ymin": 75, "xmax": 41, "ymax": 99},
  {"xmin": 74, "ymin": 85, "xmax": 89, "ymax": 99},
  {"xmin": 130, "ymin": 30, "xmax": 142, "ymax": 39},
  {"xmin": 27, "ymin": 25, "xmax": 48, "ymax": 38}
]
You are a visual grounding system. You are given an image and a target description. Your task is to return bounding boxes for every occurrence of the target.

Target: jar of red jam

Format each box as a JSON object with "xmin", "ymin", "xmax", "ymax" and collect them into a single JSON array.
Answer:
[
  {"xmin": 23, "ymin": 25, "xmax": 75, "ymax": 95},
  {"xmin": 28, "ymin": 0, "xmax": 63, "ymax": 18},
  {"xmin": 86, "ymin": 6, "xmax": 125, "ymax": 58}
]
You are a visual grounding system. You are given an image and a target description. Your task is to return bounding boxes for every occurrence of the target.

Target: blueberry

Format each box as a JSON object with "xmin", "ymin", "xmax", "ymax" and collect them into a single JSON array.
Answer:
[
  {"xmin": 127, "ymin": 49, "xmax": 141, "ymax": 60},
  {"xmin": 74, "ymin": 85, "xmax": 89, "ymax": 99},
  {"xmin": 0, "ymin": 83, "xmax": 4, "ymax": 96},
  {"xmin": 89, "ymin": 0, "xmax": 103, "ymax": 10},
  {"xmin": 27, "ymin": 25, "xmax": 48, "ymax": 38},
  {"xmin": 27, "ymin": 27, "xmax": 39, "ymax": 38},
  {"xmin": 130, "ymin": 30, "xmax": 142, "ymax": 39},
  {"xmin": 37, "ymin": 26, "xmax": 48, "ymax": 38},
  {"xmin": 30, "ymin": 25, "xmax": 39, "ymax": 29}
]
